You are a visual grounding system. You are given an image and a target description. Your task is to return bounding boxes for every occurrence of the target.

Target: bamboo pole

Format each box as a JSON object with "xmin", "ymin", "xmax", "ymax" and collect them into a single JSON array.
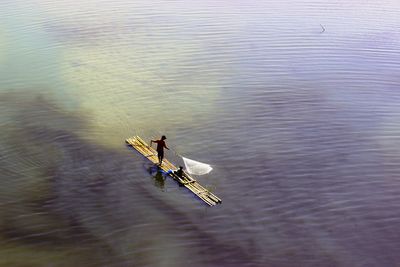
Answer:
[{"xmin": 175, "ymin": 166, "xmax": 220, "ymax": 204}]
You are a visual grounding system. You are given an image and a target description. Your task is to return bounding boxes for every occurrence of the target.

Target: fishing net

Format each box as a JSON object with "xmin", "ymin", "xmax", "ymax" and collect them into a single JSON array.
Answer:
[{"xmin": 182, "ymin": 157, "xmax": 213, "ymax": 175}]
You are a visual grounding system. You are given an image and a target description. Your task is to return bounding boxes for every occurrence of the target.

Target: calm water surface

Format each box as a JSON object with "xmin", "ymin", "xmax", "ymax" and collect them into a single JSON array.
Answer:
[{"xmin": 1, "ymin": 1, "xmax": 400, "ymax": 266}]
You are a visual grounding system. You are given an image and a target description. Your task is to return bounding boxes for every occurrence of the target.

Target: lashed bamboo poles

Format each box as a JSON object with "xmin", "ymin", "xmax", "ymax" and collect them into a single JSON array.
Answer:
[{"xmin": 125, "ymin": 136, "xmax": 221, "ymax": 206}]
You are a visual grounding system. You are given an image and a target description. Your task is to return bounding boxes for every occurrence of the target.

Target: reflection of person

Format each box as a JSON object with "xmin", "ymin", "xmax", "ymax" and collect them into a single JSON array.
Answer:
[
  {"xmin": 153, "ymin": 170, "xmax": 165, "ymax": 190},
  {"xmin": 147, "ymin": 165, "xmax": 166, "ymax": 190},
  {"xmin": 150, "ymin": 135, "xmax": 169, "ymax": 165}
]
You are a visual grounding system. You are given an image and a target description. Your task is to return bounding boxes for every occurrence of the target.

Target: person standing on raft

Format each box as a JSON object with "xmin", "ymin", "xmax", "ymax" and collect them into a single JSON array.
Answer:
[{"xmin": 150, "ymin": 135, "xmax": 169, "ymax": 165}]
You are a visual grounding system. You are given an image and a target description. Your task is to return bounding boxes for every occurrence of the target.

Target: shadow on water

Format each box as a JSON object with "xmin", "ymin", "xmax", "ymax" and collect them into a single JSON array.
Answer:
[{"xmin": 0, "ymin": 91, "xmax": 258, "ymax": 267}]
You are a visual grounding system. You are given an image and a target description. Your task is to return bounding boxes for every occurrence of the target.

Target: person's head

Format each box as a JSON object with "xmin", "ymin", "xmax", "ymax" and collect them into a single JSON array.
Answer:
[
  {"xmin": 179, "ymin": 166, "xmax": 183, "ymax": 170},
  {"xmin": 161, "ymin": 135, "xmax": 167, "ymax": 140}
]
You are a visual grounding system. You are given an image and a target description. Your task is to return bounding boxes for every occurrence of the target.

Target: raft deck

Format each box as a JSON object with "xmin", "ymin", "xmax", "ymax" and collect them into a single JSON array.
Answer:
[{"xmin": 125, "ymin": 136, "xmax": 221, "ymax": 206}]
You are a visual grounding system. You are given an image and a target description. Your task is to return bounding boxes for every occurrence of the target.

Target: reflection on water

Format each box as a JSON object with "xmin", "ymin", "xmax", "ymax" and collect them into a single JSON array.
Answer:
[
  {"xmin": 1, "ymin": 0, "xmax": 400, "ymax": 266},
  {"xmin": 147, "ymin": 165, "xmax": 166, "ymax": 191}
]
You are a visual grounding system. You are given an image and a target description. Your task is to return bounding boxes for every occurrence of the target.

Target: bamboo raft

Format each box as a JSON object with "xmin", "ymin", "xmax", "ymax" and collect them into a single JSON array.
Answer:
[{"xmin": 125, "ymin": 136, "xmax": 221, "ymax": 206}]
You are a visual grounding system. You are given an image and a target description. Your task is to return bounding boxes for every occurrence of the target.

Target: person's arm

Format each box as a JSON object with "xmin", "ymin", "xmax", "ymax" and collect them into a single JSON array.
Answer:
[{"xmin": 164, "ymin": 143, "xmax": 170, "ymax": 150}]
